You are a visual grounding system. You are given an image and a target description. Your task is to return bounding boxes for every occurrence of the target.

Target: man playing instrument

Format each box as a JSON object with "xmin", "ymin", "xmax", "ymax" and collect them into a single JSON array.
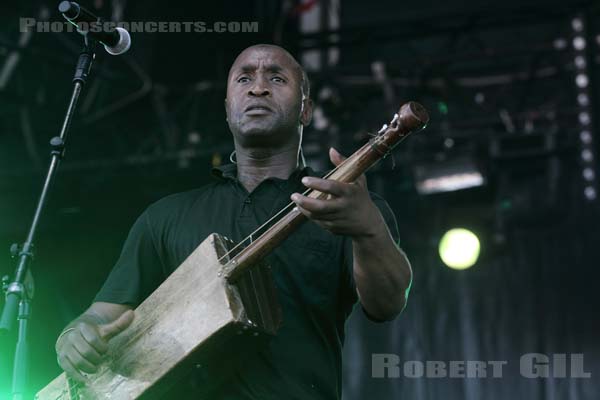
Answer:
[{"xmin": 54, "ymin": 44, "xmax": 412, "ymax": 399}]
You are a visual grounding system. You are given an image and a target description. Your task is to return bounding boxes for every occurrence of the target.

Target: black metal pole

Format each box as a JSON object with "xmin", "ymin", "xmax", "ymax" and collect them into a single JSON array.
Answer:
[{"xmin": 0, "ymin": 36, "xmax": 97, "ymax": 400}]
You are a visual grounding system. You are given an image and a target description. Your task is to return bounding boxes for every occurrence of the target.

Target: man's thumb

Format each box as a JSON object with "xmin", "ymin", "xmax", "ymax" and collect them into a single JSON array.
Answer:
[
  {"xmin": 98, "ymin": 310, "xmax": 134, "ymax": 341},
  {"xmin": 329, "ymin": 147, "xmax": 346, "ymax": 167}
]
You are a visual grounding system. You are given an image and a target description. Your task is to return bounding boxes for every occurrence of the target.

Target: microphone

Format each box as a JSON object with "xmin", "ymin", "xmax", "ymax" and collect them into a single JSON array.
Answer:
[{"xmin": 58, "ymin": 1, "xmax": 131, "ymax": 55}]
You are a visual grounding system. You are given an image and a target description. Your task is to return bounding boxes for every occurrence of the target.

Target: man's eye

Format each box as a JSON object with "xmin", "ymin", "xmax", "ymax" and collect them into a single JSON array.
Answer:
[
  {"xmin": 237, "ymin": 76, "xmax": 250, "ymax": 83},
  {"xmin": 271, "ymin": 76, "xmax": 285, "ymax": 83}
]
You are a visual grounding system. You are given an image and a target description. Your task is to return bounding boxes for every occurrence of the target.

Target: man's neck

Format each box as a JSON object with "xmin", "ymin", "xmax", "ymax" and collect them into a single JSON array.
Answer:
[{"xmin": 234, "ymin": 144, "xmax": 300, "ymax": 193}]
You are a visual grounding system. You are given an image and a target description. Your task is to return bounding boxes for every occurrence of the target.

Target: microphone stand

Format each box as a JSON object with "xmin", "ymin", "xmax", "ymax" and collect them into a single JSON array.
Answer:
[{"xmin": 0, "ymin": 35, "xmax": 97, "ymax": 400}]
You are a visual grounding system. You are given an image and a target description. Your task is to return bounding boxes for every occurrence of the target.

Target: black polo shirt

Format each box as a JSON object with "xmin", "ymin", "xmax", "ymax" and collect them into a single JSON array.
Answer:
[{"xmin": 94, "ymin": 163, "xmax": 400, "ymax": 399}]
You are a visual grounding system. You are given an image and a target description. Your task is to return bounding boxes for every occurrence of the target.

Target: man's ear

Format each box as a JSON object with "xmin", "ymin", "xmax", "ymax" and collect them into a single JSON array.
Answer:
[{"xmin": 300, "ymin": 97, "xmax": 313, "ymax": 127}]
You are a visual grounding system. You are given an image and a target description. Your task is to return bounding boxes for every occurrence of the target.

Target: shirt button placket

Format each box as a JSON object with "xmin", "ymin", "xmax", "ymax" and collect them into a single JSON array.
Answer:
[{"xmin": 240, "ymin": 196, "xmax": 252, "ymax": 217}]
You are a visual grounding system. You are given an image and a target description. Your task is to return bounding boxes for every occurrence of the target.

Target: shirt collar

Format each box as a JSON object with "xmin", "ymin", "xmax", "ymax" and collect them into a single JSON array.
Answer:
[
  {"xmin": 211, "ymin": 163, "xmax": 238, "ymax": 181},
  {"xmin": 211, "ymin": 163, "xmax": 314, "ymax": 190}
]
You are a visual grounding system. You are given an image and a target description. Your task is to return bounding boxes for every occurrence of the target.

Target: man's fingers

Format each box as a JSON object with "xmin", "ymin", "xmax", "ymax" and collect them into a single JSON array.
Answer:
[
  {"xmin": 59, "ymin": 354, "xmax": 87, "ymax": 383},
  {"xmin": 355, "ymin": 173, "xmax": 368, "ymax": 188},
  {"xmin": 295, "ymin": 206, "xmax": 337, "ymax": 228},
  {"xmin": 72, "ymin": 333, "xmax": 103, "ymax": 365},
  {"xmin": 294, "ymin": 206, "xmax": 348, "ymax": 234},
  {"xmin": 294, "ymin": 204, "xmax": 339, "ymax": 221},
  {"xmin": 98, "ymin": 310, "xmax": 134, "ymax": 341},
  {"xmin": 301, "ymin": 177, "xmax": 348, "ymax": 197},
  {"xmin": 68, "ymin": 347, "xmax": 99, "ymax": 374},
  {"xmin": 80, "ymin": 323, "xmax": 109, "ymax": 354},
  {"xmin": 291, "ymin": 193, "xmax": 339, "ymax": 215}
]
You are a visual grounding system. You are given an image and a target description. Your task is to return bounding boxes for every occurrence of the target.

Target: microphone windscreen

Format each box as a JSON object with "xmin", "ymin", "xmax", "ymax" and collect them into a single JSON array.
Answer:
[{"xmin": 104, "ymin": 27, "xmax": 131, "ymax": 56}]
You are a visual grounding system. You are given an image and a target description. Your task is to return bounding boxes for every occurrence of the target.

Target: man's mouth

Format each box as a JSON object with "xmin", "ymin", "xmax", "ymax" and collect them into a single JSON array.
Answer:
[{"xmin": 245, "ymin": 104, "xmax": 273, "ymax": 114}]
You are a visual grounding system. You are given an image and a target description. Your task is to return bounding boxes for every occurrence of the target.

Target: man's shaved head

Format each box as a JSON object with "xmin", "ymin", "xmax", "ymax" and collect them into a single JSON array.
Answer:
[
  {"xmin": 228, "ymin": 44, "xmax": 310, "ymax": 98},
  {"xmin": 225, "ymin": 44, "xmax": 313, "ymax": 150}
]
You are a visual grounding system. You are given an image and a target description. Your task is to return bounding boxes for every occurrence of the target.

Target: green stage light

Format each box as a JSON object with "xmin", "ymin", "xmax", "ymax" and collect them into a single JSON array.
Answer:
[{"xmin": 438, "ymin": 228, "xmax": 480, "ymax": 270}]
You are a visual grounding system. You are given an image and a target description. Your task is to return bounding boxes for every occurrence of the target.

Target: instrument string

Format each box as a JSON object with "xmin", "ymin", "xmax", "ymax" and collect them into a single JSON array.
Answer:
[
  {"xmin": 216, "ymin": 113, "xmax": 398, "ymax": 264},
  {"xmin": 215, "ymin": 161, "xmax": 345, "ymax": 264}
]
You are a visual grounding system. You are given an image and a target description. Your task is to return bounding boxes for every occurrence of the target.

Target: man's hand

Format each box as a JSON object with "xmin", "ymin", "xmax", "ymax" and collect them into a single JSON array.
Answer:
[
  {"xmin": 56, "ymin": 309, "xmax": 134, "ymax": 382},
  {"xmin": 291, "ymin": 147, "xmax": 385, "ymax": 239},
  {"xmin": 292, "ymin": 147, "xmax": 411, "ymax": 321}
]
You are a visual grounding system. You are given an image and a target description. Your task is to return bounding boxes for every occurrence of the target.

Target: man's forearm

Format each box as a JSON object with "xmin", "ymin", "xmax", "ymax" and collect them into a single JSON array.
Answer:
[{"xmin": 352, "ymin": 217, "xmax": 412, "ymax": 321}]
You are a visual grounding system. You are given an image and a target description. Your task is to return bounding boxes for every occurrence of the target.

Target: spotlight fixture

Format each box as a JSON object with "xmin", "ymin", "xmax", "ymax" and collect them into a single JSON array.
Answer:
[
  {"xmin": 438, "ymin": 228, "xmax": 481, "ymax": 270},
  {"xmin": 573, "ymin": 36, "xmax": 586, "ymax": 50},
  {"xmin": 575, "ymin": 74, "xmax": 589, "ymax": 88},
  {"xmin": 570, "ymin": 14, "xmax": 598, "ymax": 202},
  {"xmin": 584, "ymin": 186, "xmax": 597, "ymax": 200}
]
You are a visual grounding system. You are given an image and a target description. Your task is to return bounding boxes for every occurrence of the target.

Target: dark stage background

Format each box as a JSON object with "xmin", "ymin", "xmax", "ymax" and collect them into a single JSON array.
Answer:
[{"xmin": 1, "ymin": 0, "xmax": 599, "ymax": 399}]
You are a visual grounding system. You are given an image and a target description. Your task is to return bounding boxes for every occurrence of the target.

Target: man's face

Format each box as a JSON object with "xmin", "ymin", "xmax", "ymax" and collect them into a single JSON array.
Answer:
[{"xmin": 225, "ymin": 46, "xmax": 308, "ymax": 148}]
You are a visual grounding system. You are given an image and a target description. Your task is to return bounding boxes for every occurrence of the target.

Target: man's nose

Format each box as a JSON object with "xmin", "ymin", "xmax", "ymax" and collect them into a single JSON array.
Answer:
[{"xmin": 248, "ymin": 77, "xmax": 270, "ymax": 97}]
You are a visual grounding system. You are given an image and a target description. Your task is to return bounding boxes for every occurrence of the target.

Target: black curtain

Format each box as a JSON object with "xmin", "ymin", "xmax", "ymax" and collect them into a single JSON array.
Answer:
[{"xmin": 342, "ymin": 222, "xmax": 599, "ymax": 399}]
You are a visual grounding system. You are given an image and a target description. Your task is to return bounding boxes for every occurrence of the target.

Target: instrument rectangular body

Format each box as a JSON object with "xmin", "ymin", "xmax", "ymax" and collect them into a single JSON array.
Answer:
[{"xmin": 36, "ymin": 233, "xmax": 280, "ymax": 400}]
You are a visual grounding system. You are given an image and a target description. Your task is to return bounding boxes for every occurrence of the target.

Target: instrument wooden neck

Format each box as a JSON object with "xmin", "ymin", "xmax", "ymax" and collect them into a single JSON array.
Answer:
[{"xmin": 224, "ymin": 102, "xmax": 429, "ymax": 282}]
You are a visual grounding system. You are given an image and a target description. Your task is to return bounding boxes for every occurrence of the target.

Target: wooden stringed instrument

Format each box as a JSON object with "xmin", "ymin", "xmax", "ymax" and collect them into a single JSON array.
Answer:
[{"xmin": 35, "ymin": 102, "xmax": 429, "ymax": 399}]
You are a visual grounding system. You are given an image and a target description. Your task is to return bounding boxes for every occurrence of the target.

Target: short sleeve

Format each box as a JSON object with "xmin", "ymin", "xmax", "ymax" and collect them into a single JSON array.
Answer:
[
  {"xmin": 93, "ymin": 210, "xmax": 165, "ymax": 307},
  {"xmin": 370, "ymin": 192, "xmax": 400, "ymax": 245},
  {"xmin": 340, "ymin": 192, "xmax": 401, "ymax": 319}
]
